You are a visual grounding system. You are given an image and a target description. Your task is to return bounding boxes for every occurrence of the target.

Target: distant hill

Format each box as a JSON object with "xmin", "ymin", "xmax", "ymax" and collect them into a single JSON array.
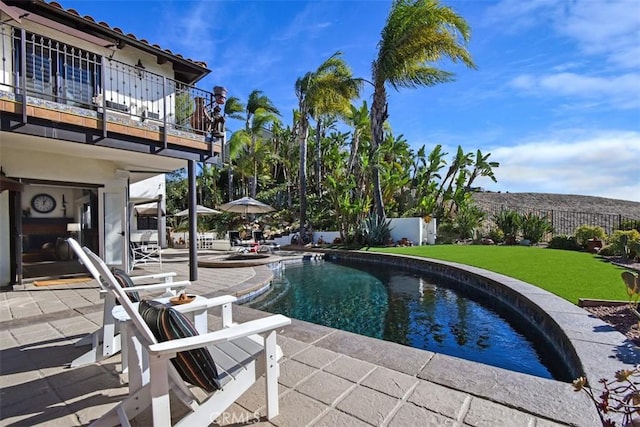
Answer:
[{"xmin": 471, "ymin": 192, "xmax": 640, "ymax": 219}]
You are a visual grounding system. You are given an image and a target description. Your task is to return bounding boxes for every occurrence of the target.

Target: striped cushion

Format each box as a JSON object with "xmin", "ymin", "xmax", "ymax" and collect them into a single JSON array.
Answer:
[
  {"xmin": 139, "ymin": 300, "xmax": 221, "ymax": 392},
  {"xmin": 111, "ymin": 268, "xmax": 140, "ymax": 303}
]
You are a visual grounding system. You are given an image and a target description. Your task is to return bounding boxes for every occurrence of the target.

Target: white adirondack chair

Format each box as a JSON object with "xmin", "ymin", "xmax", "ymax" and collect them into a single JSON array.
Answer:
[
  {"xmin": 81, "ymin": 246, "xmax": 291, "ymax": 426},
  {"xmin": 67, "ymin": 238, "xmax": 191, "ymax": 368}
]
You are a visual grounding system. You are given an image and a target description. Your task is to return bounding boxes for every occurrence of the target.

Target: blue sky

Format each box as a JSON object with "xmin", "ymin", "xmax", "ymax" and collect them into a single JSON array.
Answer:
[{"xmin": 64, "ymin": 0, "xmax": 640, "ymax": 202}]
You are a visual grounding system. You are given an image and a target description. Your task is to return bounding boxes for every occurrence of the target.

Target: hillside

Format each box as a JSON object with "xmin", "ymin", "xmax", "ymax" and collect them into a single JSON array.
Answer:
[{"xmin": 471, "ymin": 192, "xmax": 640, "ymax": 219}]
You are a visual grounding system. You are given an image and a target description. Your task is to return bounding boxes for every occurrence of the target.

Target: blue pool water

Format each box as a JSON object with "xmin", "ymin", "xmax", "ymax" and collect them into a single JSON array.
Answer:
[{"xmin": 249, "ymin": 259, "xmax": 566, "ymax": 380}]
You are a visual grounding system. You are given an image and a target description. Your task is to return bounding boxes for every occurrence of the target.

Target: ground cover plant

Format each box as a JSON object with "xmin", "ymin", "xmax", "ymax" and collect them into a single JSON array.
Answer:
[{"xmin": 372, "ymin": 245, "xmax": 629, "ymax": 304}]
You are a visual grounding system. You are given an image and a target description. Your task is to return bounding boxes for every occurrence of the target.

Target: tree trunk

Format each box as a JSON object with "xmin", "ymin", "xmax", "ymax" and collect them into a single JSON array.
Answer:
[
  {"xmin": 298, "ymin": 115, "xmax": 309, "ymax": 242},
  {"xmin": 347, "ymin": 132, "xmax": 360, "ymax": 177},
  {"xmin": 316, "ymin": 119, "xmax": 322, "ymax": 196},
  {"xmin": 370, "ymin": 83, "xmax": 387, "ymax": 220}
]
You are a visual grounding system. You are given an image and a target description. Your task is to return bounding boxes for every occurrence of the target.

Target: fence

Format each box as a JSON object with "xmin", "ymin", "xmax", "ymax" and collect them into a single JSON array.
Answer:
[{"xmin": 480, "ymin": 202, "xmax": 638, "ymax": 237}]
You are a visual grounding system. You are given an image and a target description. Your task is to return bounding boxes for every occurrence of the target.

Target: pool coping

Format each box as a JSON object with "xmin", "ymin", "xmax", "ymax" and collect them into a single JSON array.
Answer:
[{"xmin": 326, "ymin": 250, "xmax": 640, "ymax": 383}]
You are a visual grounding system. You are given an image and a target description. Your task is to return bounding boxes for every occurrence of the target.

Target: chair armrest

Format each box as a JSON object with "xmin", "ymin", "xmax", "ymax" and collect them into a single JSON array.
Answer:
[
  {"xmin": 122, "ymin": 280, "xmax": 190, "ymax": 293},
  {"xmin": 148, "ymin": 315, "xmax": 291, "ymax": 355},
  {"xmin": 169, "ymin": 295, "xmax": 237, "ymax": 314},
  {"xmin": 130, "ymin": 272, "xmax": 177, "ymax": 283}
]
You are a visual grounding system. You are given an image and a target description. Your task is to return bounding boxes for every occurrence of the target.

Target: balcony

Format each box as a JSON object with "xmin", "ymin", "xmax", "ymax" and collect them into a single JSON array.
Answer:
[{"xmin": 0, "ymin": 21, "xmax": 224, "ymax": 163}]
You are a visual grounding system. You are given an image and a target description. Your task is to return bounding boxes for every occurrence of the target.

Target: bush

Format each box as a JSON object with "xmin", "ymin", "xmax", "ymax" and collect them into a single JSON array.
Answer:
[
  {"xmin": 454, "ymin": 204, "xmax": 486, "ymax": 240},
  {"xmin": 609, "ymin": 229, "xmax": 640, "ymax": 260},
  {"xmin": 493, "ymin": 210, "xmax": 522, "ymax": 244},
  {"xmin": 521, "ymin": 212, "xmax": 554, "ymax": 244},
  {"xmin": 486, "ymin": 228, "xmax": 504, "ymax": 244},
  {"xmin": 574, "ymin": 225, "xmax": 607, "ymax": 247},
  {"xmin": 620, "ymin": 218, "xmax": 640, "ymax": 233},
  {"xmin": 359, "ymin": 213, "xmax": 392, "ymax": 247},
  {"xmin": 436, "ymin": 221, "xmax": 457, "ymax": 244},
  {"xmin": 597, "ymin": 245, "xmax": 615, "ymax": 256},
  {"xmin": 548, "ymin": 235, "xmax": 582, "ymax": 251}
]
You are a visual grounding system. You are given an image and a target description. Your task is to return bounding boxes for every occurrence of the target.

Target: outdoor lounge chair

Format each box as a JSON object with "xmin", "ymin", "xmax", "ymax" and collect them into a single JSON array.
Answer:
[
  {"xmin": 67, "ymin": 238, "xmax": 190, "ymax": 368},
  {"xmin": 81, "ymin": 246, "xmax": 291, "ymax": 426},
  {"xmin": 130, "ymin": 231, "xmax": 162, "ymax": 268}
]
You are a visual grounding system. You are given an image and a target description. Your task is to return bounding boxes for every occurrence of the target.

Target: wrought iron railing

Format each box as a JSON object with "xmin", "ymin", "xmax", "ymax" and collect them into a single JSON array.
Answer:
[{"xmin": 0, "ymin": 21, "xmax": 217, "ymax": 136}]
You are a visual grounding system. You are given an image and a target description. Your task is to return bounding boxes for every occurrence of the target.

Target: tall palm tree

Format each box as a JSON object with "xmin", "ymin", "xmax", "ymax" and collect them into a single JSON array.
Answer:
[
  {"xmin": 228, "ymin": 108, "xmax": 280, "ymax": 198},
  {"xmin": 222, "ymin": 96, "xmax": 245, "ymax": 201},
  {"xmin": 370, "ymin": 0, "xmax": 476, "ymax": 219},
  {"xmin": 294, "ymin": 52, "xmax": 361, "ymax": 240},
  {"xmin": 236, "ymin": 90, "xmax": 281, "ymax": 198}
]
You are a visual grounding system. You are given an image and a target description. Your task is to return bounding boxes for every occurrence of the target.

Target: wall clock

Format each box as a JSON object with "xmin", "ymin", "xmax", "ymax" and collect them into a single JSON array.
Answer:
[{"xmin": 31, "ymin": 193, "xmax": 57, "ymax": 213}]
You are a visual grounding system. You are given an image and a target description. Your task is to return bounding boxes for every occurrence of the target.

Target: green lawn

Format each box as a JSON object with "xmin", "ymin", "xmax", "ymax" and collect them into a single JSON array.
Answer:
[{"xmin": 371, "ymin": 245, "xmax": 631, "ymax": 304}]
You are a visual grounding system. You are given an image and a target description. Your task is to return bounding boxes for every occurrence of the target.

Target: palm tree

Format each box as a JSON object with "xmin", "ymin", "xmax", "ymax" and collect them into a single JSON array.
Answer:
[
  {"xmin": 346, "ymin": 101, "xmax": 370, "ymax": 177},
  {"xmin": 234, "ymin": 90, "xmax": 280, "ymax": 198},
  {"xmin": 370, "ymin": 0, "xmax": 476, "ymax": 219},
  {"xmin": 222, "ymin": 96, "xmax": 245, "ymax": 201},
  {"xmin": 228, "ymin": 108, "xmax": 279, "ymax": 198},
  {"xmin": 294, "ymin": 52, "xmax": 361, "ymax": 240}
]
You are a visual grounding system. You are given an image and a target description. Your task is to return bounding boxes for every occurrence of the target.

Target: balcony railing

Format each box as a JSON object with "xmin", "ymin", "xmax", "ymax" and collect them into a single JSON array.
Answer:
[{"xmin": 0, "ymin": 21, "xmax": 220, "ymax": 144}]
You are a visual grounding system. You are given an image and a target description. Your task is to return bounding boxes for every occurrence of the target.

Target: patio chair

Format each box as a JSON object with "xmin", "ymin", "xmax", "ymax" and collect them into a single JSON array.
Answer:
[
  {"xmin": 130, "ymin": 231, "xmax": 162, "ymax": 268},
  {"xmin": 82, "ymin": 247, "xmax": 291, "ymax": 426},
  {"xmin": 228, "ymin": 230, "xmax": 241, "ymax": 247},
  {"xmin": 67, "ymin": 238, "xmax": 190, "ymax": 368}
]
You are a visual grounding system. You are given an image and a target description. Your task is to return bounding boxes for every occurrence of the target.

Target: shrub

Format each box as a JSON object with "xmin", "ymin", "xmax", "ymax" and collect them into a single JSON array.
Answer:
[
  {"xmin": 597, "ymin": 244, "xmax": 615, "ymax": 256},
  {"xmin": 493, "ymin": 210, "xmax": 521, "ymax": 244},
  {"xmin": 436, "ymin": 221, "xmax": 457, "ymax": 244},
  {"xmin": 359, "ymin": 213, "xmax": 392, "ymax": 247},
  {"xmin": 486, "ymin": 228, "xmax": 504, "ymax": 244},
  {"xmin": 609, "ymin": 229, "xmax": 640, "ymax": 260},
  {"xmin": 620, "ymin": 218, "xmax": 640, "ymax": 233},
  {"xmin": 521, "ymin": 212, "xmax": 554, "ymax": 244},
  {"xmin": 548, "ymin": 235, "xmax": 582, "ymax": 251},
  {"xmin": 454, "ymin": 204, "xmax": 486, "ymax": 240},
  {"xmin": 574, "ymin": 225, "xmax": 607, "ymax": 247}
]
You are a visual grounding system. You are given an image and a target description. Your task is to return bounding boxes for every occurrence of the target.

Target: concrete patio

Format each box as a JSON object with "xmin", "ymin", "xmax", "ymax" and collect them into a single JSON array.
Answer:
[{"xmin": 0, "ymin": 251, "xmax": 613, "ymax": 426}]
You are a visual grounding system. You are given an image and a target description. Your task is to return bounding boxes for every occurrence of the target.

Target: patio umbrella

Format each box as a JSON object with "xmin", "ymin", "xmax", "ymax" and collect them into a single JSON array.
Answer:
[
  {"xmin": 173, "ymin": 205, "xmax": 222, "ymax": 216},
  {"xmin": 218, "ymin": 196, "xmax": 275, "ymax": 215}
]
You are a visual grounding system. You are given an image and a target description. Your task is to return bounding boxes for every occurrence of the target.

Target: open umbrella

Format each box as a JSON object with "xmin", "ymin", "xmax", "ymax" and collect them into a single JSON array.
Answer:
[
  {"xmin": 218, "ymin": 196, "xmax": 275, "ymax": 215},
  {"xmin": 174, "ymin": 205, "xmax": 222, "ymax": 216}
]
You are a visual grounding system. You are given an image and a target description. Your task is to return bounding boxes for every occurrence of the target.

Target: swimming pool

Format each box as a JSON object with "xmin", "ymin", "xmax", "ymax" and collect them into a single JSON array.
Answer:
[{"xmin": 248, "ymin": 259, "xmax": 568, "ymax": 380}]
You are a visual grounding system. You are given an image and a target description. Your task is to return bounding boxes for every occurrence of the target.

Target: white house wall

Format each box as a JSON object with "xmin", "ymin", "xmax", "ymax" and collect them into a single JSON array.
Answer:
[{"xmin": 388, "ymin": 217, "xmax": 437, "ymax": 245}]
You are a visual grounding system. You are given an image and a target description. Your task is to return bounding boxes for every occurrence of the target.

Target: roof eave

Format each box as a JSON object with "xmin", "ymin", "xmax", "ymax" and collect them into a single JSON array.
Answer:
[{"xmin": 12, "ymin": 0, "xmax": 211, "ymax": 84}]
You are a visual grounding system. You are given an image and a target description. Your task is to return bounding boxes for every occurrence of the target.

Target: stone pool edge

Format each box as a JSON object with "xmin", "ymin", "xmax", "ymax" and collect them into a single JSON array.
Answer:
[{"xmin": 329, "ymin": 250, "xmax": 640, "ymax": 386}]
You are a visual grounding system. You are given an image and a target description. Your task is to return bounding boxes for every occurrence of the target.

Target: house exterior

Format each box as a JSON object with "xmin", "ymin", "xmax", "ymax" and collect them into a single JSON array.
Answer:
[{"xmin": 0, "ymin": 0, "xmax": 225, "ymax": 288}]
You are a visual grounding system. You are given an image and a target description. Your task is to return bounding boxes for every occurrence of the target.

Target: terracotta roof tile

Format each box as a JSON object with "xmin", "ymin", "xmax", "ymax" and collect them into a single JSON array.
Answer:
[{"xmin": 38, "ymin": 0, "xmax": 208, "ymax": 69}]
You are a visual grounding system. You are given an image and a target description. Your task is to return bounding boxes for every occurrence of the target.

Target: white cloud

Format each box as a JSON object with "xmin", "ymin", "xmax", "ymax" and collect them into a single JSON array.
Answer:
[
  {"xmin": 508, "ymin": 72, "xmax": 640, "ymax": 110},
  {"xmin": 559, "ymin": 0, "xmax": 640, "ymax": 69},
  {"xmin": 486, "ymin": 0, "xmax": 640, "ymax": 69},
  {"xmin": 482, "ymin": 131, "xmax": 640, "ymax": 202}
]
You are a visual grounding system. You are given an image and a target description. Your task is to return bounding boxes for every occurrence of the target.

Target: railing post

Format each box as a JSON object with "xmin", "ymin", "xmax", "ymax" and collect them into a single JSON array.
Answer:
[
  {"xmin": 101, "ymin": 56, "xmax": 107, "ymax": 138},
  {"xmin": 162, "ymin": 76, "xmax": 167, "ymax": 149},
  {"xmin": 19, "ymin": 27, "xmax": 27, "ymax": 123}
]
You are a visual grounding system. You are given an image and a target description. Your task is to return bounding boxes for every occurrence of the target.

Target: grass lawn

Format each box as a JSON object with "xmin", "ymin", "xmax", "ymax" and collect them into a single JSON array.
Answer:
[{"xmin": 371, "ymin": 245, "xmax": 631, "ymax": 304}]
